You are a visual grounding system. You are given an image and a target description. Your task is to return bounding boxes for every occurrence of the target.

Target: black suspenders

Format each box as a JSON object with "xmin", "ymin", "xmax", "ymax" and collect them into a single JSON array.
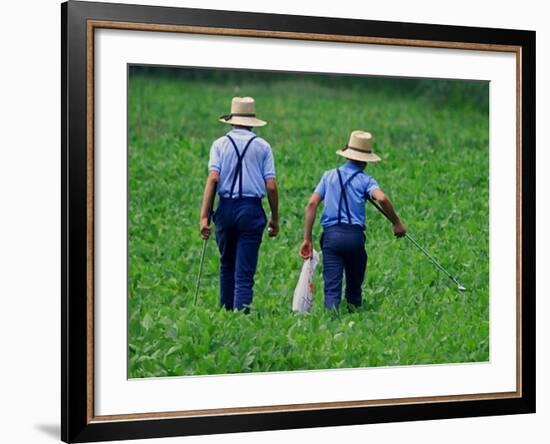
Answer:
[
  {"xmin": 336, "ymin": 169, "xmax": 363, "ymax": 224},
  {"xmin": 225, "ymin": 134, "xmax": 257, "ymax": 198}
]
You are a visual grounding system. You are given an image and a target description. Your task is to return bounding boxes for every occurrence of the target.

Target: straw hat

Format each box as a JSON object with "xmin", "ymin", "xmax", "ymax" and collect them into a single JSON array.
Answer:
[
  {"xmin": 336, "ymin": 130, "xmax": 381, "ymax": 163},
  {"xmin": 219, "ymin": 97, "xmax": 267, "ymax": 127}
]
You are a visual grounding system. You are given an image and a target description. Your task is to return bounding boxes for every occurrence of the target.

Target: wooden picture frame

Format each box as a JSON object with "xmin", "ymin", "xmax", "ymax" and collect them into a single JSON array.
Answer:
[{"xmin": 61, "ymin": 1, "xmax": 535, "ymax": 442}]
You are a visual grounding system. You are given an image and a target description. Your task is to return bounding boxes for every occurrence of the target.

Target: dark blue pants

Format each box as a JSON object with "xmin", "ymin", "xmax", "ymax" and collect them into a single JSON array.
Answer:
[
  {"xmin": 214, "ymin": 197, "xmax": 267, "ymax": 311},
  {"xmin": 321, "ymin": 224, "xmax": 367, "ymax": 310}
]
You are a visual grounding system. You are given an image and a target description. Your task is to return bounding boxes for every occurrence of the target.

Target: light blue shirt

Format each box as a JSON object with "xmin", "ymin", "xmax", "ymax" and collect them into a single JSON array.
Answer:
[
  {"xmin": 314, "ymin": 161, "xmax": 379, "ymax": 228},
  {"xmin": 208, "ymin": 128, "xmax": 276, "ymax": 198}
]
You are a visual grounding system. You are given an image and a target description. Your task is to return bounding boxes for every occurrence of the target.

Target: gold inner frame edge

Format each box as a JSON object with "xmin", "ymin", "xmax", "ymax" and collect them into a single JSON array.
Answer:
[{"xmin": 85, "ymin": 19, "xmax": 523, "ymax": 423}]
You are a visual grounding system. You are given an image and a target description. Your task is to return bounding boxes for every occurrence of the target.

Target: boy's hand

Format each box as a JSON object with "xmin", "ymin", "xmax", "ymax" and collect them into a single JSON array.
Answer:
[
  {"xmin": 299, "ymin": 240, "xmax": 313, "ymax": 259},
  {"xmin": 267, "ymin": 218, "xmax": 279, "ymax": 237},
  {"xmin": 393, "ymin": 221, "xmax": 406, "ymax": 238},
  {"xmin": 200, "ymin": 217, "xmax": 211, "ymax": 240}
]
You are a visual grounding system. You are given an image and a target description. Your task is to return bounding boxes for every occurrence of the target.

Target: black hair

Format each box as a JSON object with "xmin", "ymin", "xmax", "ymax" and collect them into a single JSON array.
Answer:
[{"xmin": 349, "ymin": 159, "xmax": 367, "ymax": 170}]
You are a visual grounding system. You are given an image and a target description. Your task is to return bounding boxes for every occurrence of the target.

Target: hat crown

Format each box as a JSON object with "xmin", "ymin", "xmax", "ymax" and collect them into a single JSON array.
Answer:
[
  {"xmin": 348, "ymin": 130, "xmax": 373, "ymax": 152},
  {"xmin": 230, "ymin": 97, "xmax": 256, "ymax": 116}
]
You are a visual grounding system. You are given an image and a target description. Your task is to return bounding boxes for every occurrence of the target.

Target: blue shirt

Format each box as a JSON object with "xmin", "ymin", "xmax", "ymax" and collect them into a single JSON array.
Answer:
[
  {"xmin": 314, "ymin": 161, "xmax": 380, "ymax": 228},
  {"xmin": 208, "ymin": 128, "xmax": 276, "ymax": 198}
]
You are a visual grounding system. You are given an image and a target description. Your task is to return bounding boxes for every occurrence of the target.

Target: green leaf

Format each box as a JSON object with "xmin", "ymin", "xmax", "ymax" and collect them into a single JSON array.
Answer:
[{"xmin": 141, "ymin": 314, "xmax": 153, "ymax": 330}]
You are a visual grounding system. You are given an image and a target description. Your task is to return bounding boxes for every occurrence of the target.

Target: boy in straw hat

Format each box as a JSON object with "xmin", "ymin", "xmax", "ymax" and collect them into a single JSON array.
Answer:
[
  {"xmin": 200, "ymin": 97, "xmax": 279, "ymax": 312},
  {"xmin": 299, "ymin": 130, "xmax": 406, "ymax": 310}
]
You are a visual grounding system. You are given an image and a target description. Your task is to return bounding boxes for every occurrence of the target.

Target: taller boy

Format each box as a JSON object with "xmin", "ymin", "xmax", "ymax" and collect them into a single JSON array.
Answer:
[
  {"xmin": 200, "ymin": 97, "xmax": 279, "ymax": 312},
  {"xmin": 300, "ymin": 130, "xmax": 406, "ymax": 310}
]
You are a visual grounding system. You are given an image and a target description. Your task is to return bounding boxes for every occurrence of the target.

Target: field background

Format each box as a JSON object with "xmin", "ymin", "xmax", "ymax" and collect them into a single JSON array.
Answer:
[{"xmin": 128, "ymin": 66, "xmax": 489, "ymax": 378}]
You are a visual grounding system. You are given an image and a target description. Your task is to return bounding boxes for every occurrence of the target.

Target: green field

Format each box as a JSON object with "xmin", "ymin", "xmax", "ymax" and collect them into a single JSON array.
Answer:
[{"xmin": 128, "ymin": 67, "xmax": 489, "ymax": 378}]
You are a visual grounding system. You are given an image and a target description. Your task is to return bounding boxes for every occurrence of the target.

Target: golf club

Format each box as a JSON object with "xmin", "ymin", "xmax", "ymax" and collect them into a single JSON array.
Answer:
[
  {"xmin": 194, "ymin": 183, "xmax": 217, "ymax": 304},
  {"xmin": 367, "ymin": 198, "xmax": 467, "ymax": 291}
]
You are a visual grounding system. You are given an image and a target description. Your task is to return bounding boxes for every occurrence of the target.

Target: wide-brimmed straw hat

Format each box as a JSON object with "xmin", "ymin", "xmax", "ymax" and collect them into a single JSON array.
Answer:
[
  {"xmin": 336, "ymin": 130, "xmax": 382, "ymax": 163},
  {"xmin": 219, "ymin": 97, "xmax": 267, "ymax": 127}
]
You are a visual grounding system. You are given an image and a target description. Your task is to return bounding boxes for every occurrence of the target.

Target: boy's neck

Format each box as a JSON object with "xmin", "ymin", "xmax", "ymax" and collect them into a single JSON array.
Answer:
[
  {"xmin": 232, "ymin": 125, "xmax": 253, "ymax": 132},
  {"xmin": 346, "ymin": 160, "xmax": 367, "ymax": 170}
]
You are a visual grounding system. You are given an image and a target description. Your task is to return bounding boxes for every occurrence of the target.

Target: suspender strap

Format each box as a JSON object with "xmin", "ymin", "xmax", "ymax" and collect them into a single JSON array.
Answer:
[
  {"xmin": 226, "ymin": 134, "xmax": 257, "ymax": 198},
  {"xmin": 337, "ymin": 169, "xmax": 363, "ymax": 224},
  {"xmin": 336, "ymin": 169, "xmax": 350, "ymax": 224}
]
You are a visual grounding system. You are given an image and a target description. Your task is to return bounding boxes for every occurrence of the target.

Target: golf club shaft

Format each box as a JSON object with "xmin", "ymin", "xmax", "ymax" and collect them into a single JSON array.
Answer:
[
  {"xmin": 193, "ymin": 239, "xmax": 208, "ymax": 304},
  {"xmin": 193, "ymin": 183, "xmax": 218, "ymax": 304},
  {"xmin": 367, "ymin": 198, "xmax": 463, "ymax": 288},
  {"xmin": 403, "ymin": 232, "xmax": 463, "ymax": 288}
]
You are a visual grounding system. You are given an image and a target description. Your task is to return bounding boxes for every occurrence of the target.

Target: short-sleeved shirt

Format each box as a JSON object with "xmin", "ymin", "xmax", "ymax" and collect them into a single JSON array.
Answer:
[
  {"xmin": 314, "ymin": 161, "xmax": 379, "ymax": 228},
  {"xmin": 208, "ymin": 128, "xmax": 276, "ymax": 198}
]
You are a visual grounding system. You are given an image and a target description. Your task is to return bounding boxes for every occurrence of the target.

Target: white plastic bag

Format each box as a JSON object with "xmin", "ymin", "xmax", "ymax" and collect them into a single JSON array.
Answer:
[{"xmin": 292, "ymin": 250, "xmax": 320, "ymax": 312}]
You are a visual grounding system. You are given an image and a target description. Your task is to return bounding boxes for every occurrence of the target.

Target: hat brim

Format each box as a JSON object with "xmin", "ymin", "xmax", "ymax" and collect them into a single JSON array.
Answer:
[
  {"xmin": 336, "ymin": 148, "xmax": 381, "ymax": 163},
  {"xmin": 219, "ymin": 116, "xmax": 267, "ymax": 127}
]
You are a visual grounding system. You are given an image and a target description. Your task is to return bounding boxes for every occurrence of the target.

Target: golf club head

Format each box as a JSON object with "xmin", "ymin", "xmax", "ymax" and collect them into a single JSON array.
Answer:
[{"xmin": 457, "ymin": 284, "xmax": 467, "ymax": 291}]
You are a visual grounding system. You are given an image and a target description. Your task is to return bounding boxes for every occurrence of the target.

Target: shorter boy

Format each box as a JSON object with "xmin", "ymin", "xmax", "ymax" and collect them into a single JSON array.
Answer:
[{"xmin": 299, "ymin": 130, "xmax": 406, "ymax": 310}]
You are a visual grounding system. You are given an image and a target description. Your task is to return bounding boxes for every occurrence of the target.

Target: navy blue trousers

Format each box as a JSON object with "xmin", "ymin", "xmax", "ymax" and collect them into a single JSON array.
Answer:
[
  {"xmin": 214, "ymin": 197, "xmax": 267, "ymax": 311},
  {"xmin": 321, "ymin": 224, "xmax": 367, "ymax": 310}
]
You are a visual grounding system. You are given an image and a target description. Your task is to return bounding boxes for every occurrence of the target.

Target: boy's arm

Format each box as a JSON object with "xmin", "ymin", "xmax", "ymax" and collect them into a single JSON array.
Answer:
[
  {"xmin": 265, "ymin": 178, "xmax": 279, "ymax": 237},
  {"xmin": 199, "ymin": 171, "xmax": 219, "ymax": 240},
  {"xmin": 371, "ymin": 189, "xmax": 406, "ymax": 238},
  {"xmin": 300, "ymin": 192, "xmax": 322, "ymax": 258}
]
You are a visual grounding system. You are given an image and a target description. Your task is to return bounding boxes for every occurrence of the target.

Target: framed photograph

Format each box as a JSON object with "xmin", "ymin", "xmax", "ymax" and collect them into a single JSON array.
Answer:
[{"xmin": 61, "ymin": 1, "xmax": 535, "ymax": 442}]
